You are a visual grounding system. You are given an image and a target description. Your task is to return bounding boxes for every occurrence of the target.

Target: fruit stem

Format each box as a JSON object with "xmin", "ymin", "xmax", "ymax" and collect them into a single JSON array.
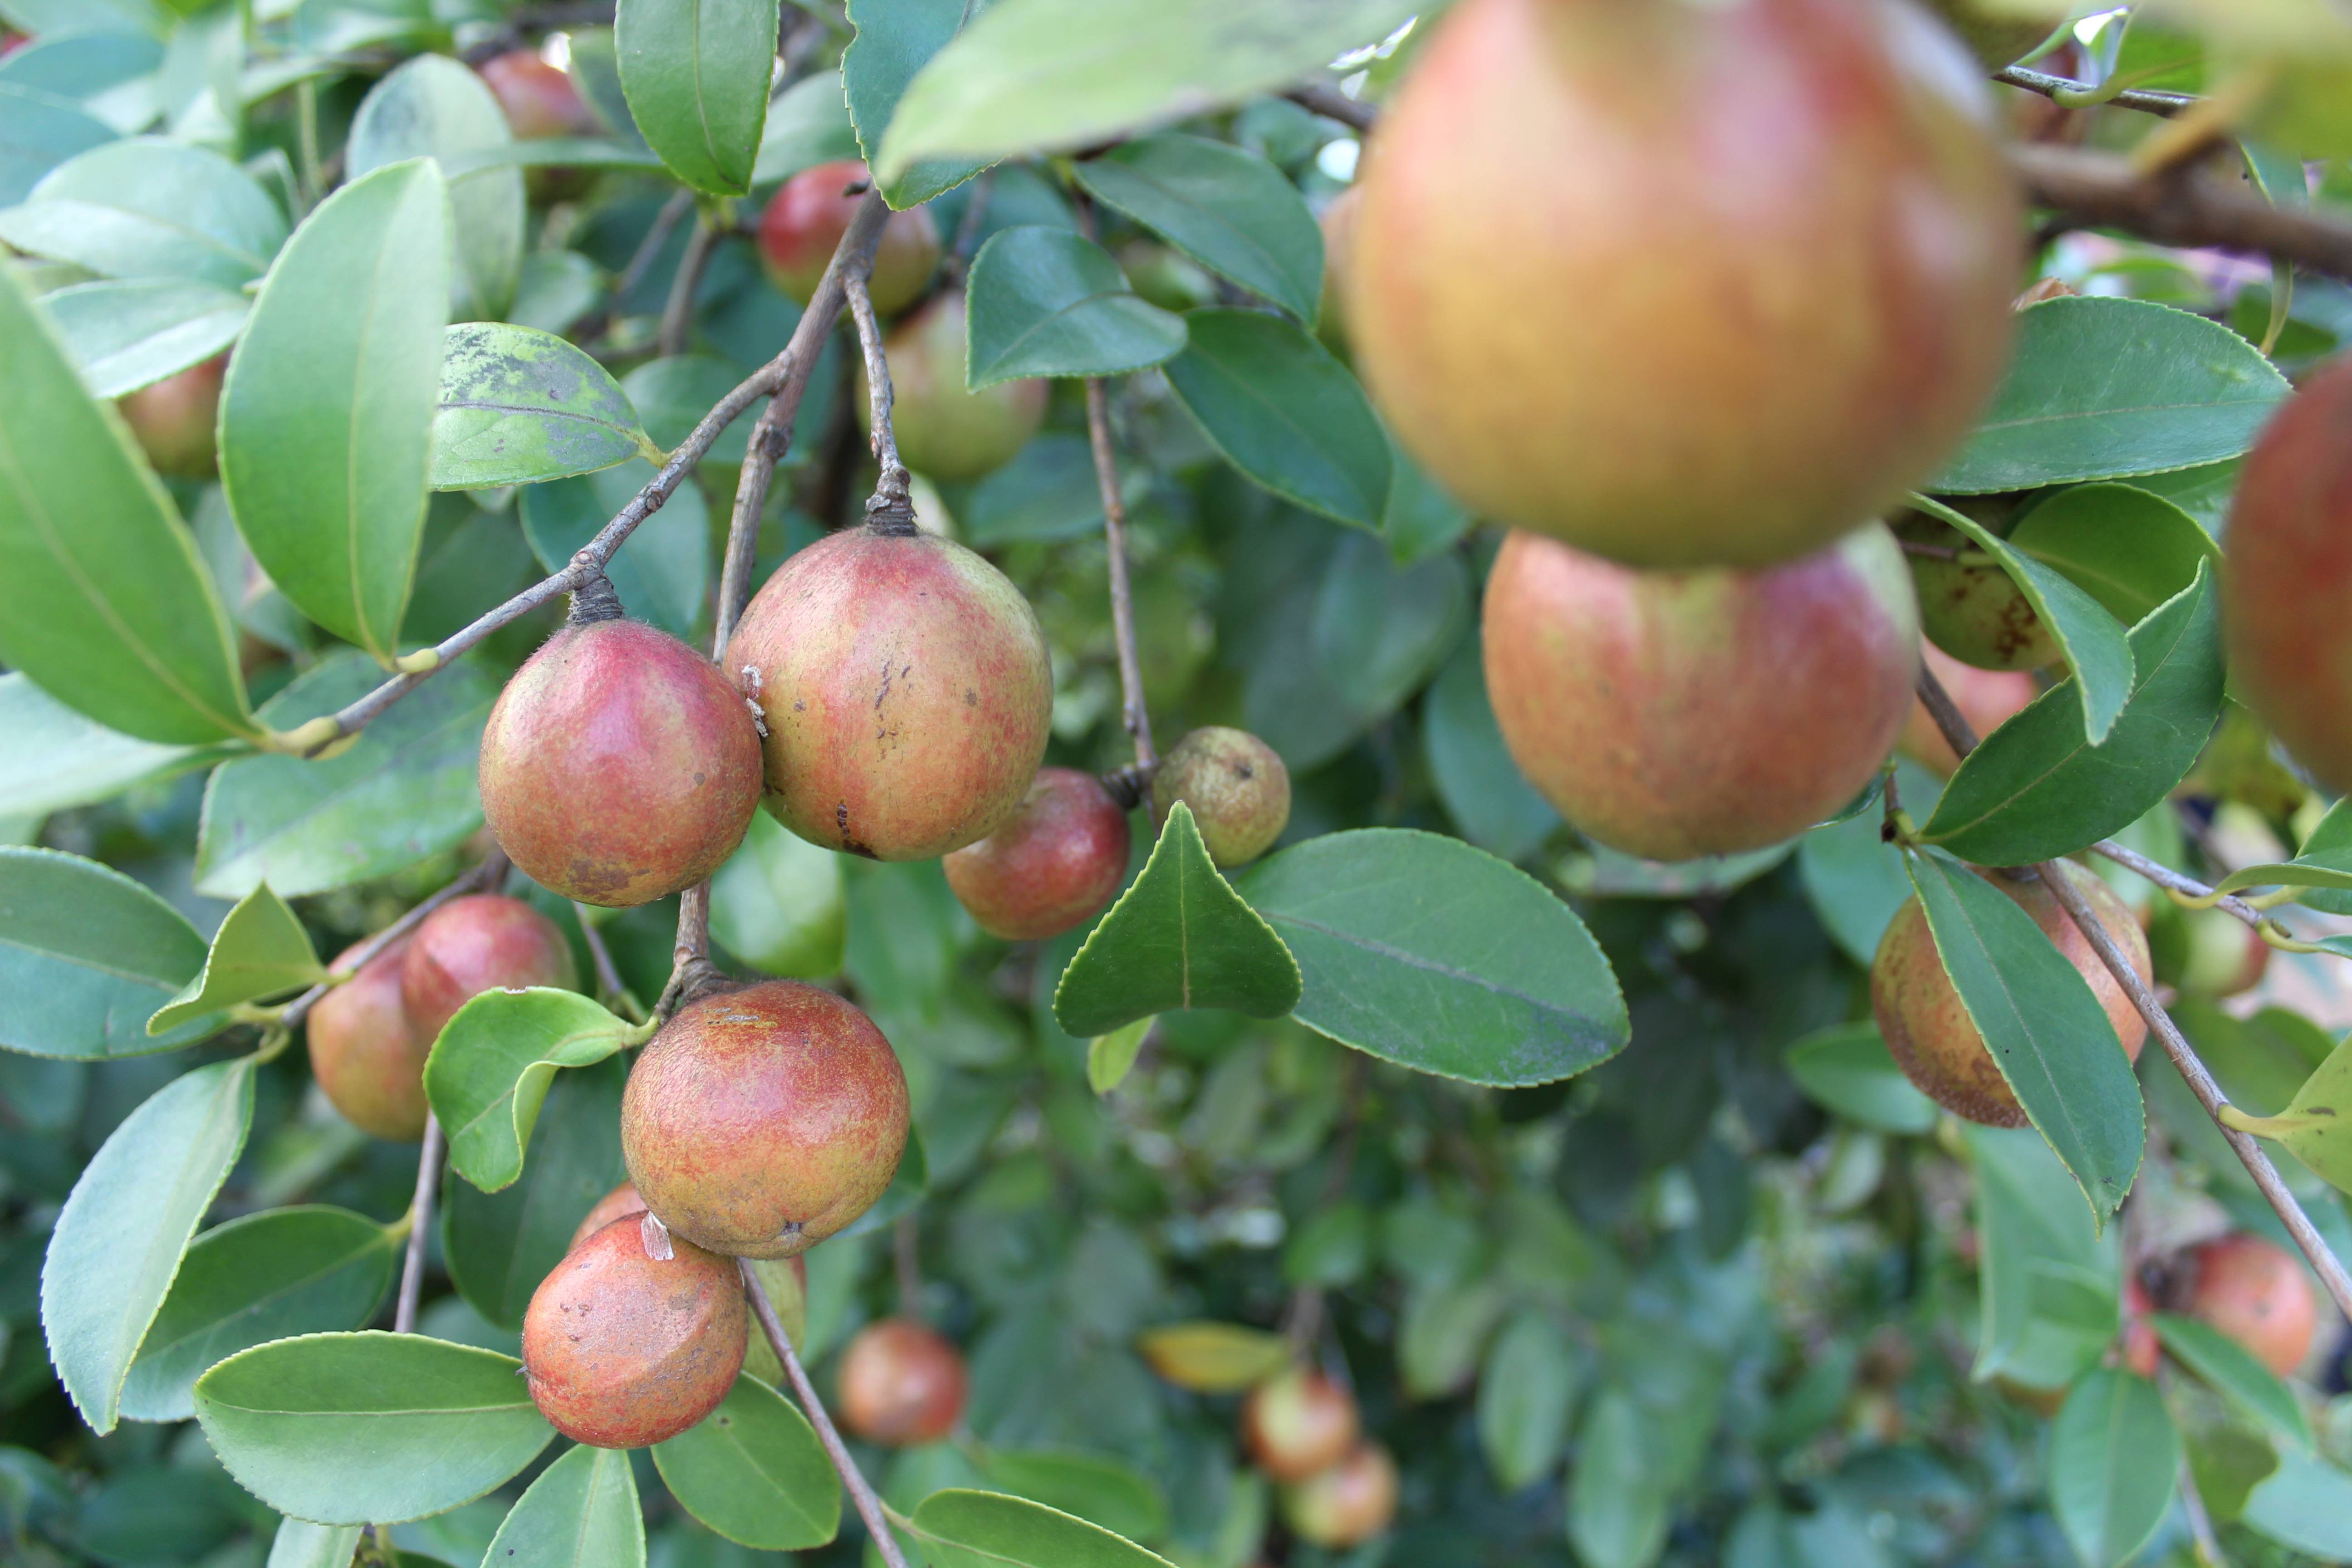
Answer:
[
  {"xmin": 567, "ymin": 572, "xmax": 626, "ymax": 627},
  {"xmin": 1073, "ymin": 194, "xmax": 1160, "ymax": 774},
  {"xmin": 842, "ymin": 270, "xmax": 919, "ymax": 538}
]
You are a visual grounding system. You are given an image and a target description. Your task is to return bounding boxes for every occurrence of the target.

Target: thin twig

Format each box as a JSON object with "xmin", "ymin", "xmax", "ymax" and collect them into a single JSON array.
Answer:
[
  {"xmin": 280, "ymin": 851, "xmax": 509, "ymax": 1031},
  {"xmin": 1083, "ymin": 379, "xmax": 1156, "ymax": 773},
  {"xmin": 1994, "ymin": 64, "xmax": 2195, "ymax": 118},
  {"xmin": 842, "ymin": 271, "xmax": 914, "ymax": 529},
  {"xmin": 573, "ymin": 902, "xmax": 631, "ymax": 1008},
  {"xmin": 2087, "ymin": 837, "xmax": 2272, "ymax": 930},
  {"xmin": 574, "ymin": 187, "xmax": 694, "ymax": 344},
  {"xmin": 2179, "ymin": 1453, "xmax": 2230, "ymax": 1567},
  {"xmin": 658, "ymin": 214, "xmax": 720, "ymax": 358},
  {"xmin": 744, "ymin": 1265, "xmax": 915, "ymax": 1568},
  {"xmin": 2011, "ymin": 143, "xmax": 2352, "ymax": 284},
  {"xmin": 395, "ymin": 1114, "xmax": 443, "ymax": 1333},
  {"xmin": 1285, "ymin": 82, "xmax": 1376, "ymax": 132}
]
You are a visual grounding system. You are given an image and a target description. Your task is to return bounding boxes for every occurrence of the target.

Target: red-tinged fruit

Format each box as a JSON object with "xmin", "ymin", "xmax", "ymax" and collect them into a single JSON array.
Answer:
[
  {"xmin": 1483, "ymin": 523, "xmax": 1919, "ymax": 861},
  {"xmin": 521, "ymin": 1215, "xmax": 746, "ymax": 1448},
  {"xmin": 757, "ymin": 159, "xmax": 941, "ymax": 313},
  {"xmin": 1281, "ymin": 1442, "xmax": 1399, "ymax": 1548},
  {"xmin": 480, "ymin": 615, "xmax": 764, "ymax": 907},
  {"xmin": 621, "ymin": 981, "xmax": 911, "ymax": 1259},
  {"xmin": 868, "ymin": 290, "xmax": 1048, "ymax": 483},
  {"xmin": 1347, "ymin": 0, "xmax": 2017, "ymax": 570},
  {"xmin": 943, "ymin": 767, "xmax": 1131, "ymax": 939},
  {"xmin": 307, "ymin": 936, "xmax": 429, "ymax": 1142},
  {"xmin": 2186, "ymin": 1233, "xmax": 2316, "ymax": 1377},
  {"xmin": 837, "ymin": 1318, "xmax": 969, "ymax": 1445},
  {"xmin": 477, "ymin": 49, "xmax": 599, "ymax": 140},
  {"xmin": 725, "ymin": 523, "xmax": 1054, "ymax": 861},
  {"xmin": 571, "ymin": 1181, "xmax": 651, "ymax": 1251},
  {"xmin": 1871, "ymin": 862, "xmax": 2150, "ymax": 1127},
  {"xmin": 1242, "ymin": 1367, "xmax": 1359, "ymax": 1482},
  {"xmin": 400, "ymin": 893, "xmax": 577, "ymax": 1044},
  {"xmin": 1900, "ymin": 642, "xmax": 2038, "ymax": 776},
  {"xmin": 120, "ymin": 355, "xmax": 226, "ymax": 479},
  {"xmin": 2121, "ymin": 1274, "xmax": 2160, "ymax": 1379},
  {"xmin": 1317, "ymin": 184, "xmax": 1362, "ymax": 354},
  {"xmin": 1152, "ymin": 728, "xmax": 1292, "ymax": 867}
]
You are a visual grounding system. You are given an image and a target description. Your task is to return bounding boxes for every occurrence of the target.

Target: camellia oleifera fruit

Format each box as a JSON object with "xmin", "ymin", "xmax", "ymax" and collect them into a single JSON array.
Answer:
[
  {"xmin": 621, "ymin": 981, "xmax": 910, "ymax": 1259},
  {"xmin": 1242, "ymin": 1367, "xmax": 1359, "ymax": 1482},
  {"xmin": 307, "ymin": 936, "xmax": 429, "ymax": 1142},
  {"xmin": 1282, "ymin": 1441, "xmax": 1399, "ymax": 1549},
  {"xmin": 1347, "ymin": 0, "xmax": 2016, "ymax": 570},
  {"xmin": 400, "ymin": 893, "xmax": 576, "ymax": 1043},
  {"xmin": 2150, "ymin": 902, "xmax": 2271, "ymax": 1002},
  {"xmin": 1151, "ymin": 728, "xmax": 1292, "ymax": 867},
  {"xmin": 1899, "ymin": 643, "xmax": 2038, "ymax": 777},
  {"xmin": 1894, "ymin": 501, "xmax": 2059, "ymax": 672},
  {"xmin": 521, "ymin": 1215, "xmax": 746, "ymax": 1448},
  {"xmin": 868, "ymin": 290, "xmax": 1048, "ymax": 483},
  {"xmin": 758, "ymin": 159, "xmax": 941, "ymax": 314},
  {"xmin": 120, "ymin": 355, "xmax": 226, "ymax": 480},
  {"xmin": 2185, "ymin": 1233, "xmax": 2316, "ymax": 1377},
  {"xmin": 1872, "ymin": 862, "xmax": 2150, "ymax": 1126},
  {"xmin": 943, "ymin": 767, "xmax": 1131, "ymax": 939},
  {"xmin": 725, "ymin": 522, "xmax": 1054, "ymax": 861},
  {"xmin": 571, "ymin": 1181, "xmax": 652, "ymax": 1251},
  {"xmin": 477, "ymin": 49, "xmax": 601, "ymax": 201},
  {"xmin": 479, "ymin": 611, "xmax": 763, "ymax": 906},
  {"xmin": 1483, "ymin": 523, "xmax": 1918, "ymax": 861},
  {"xmin": 837, "ymin": 1318, "xmax": 969, "ymax": 1446}
]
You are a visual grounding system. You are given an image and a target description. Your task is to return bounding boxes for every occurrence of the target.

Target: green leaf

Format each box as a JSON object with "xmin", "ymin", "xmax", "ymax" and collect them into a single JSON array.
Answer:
[
  {"xmin": 434, "ymin": 137, "xmax": 668, "ymax": 179},
  {"xmin": 0, "ymin": 846, "xmax": 212, "ymax": 1058},
  {"xmin": 193, "ymin": 1332, "xmax": 555, "ymax": 1525},
  {"xmin": 1476, "ymin": 1312, "xmax": 1582, "ymax": 1493},
  {"xmin": 1921, "ymin": 563, "xmax": 2223, "ymax": 864},
  {"xmin": 1965, "ymin": 1124, "xmax": 2111, "ymax": 1387},
  {"xmin": 347, "ymin": 55, "xmax": 523, "ymax": 321},
  {"xmin": 874, "ymin": 0, "xmax": 1417, "ymax": 184},
  {"xmin": 119, "ymin": 1206, "xmax": 399, "ymax": 1423},
  {"xmin": 976, "ymin": 1449, "xmax": 1171, "ymax": 1544},
  {"xmin": 1908, "ymin": 853, "xmax": 2144, "ymax": 1226},
  {"xmin": 2009, "ymin": 482, "xmax": 2220, "ymax": 626},
  {"xmin": 1072, "ymin": 135, "xmax": 1322, "ymax": 323},
  {"xmin": 2209, "ymin": 847, "xmax": 2352, "ymax": 898},
  {"xmin": 219, "ymin": 157, "xmax": 450, "ymax": 665},
  {"xmin": 2048, "ymin": 1369, "xmax": 2179, "ymax": 1568},
  {"xmin": 1932, "ymin": 297, "xmax": 2291, "ymax": 494},
  {"xmin": 907, "ymin": 1488, "xmax": 1176, "ymax": 1568},
  {"xmin": 1566, "ymin": 1386, "xmax": 1673, "ymax": 1568},
  {"xmin": 1133, "ymin": 1320, "xmax": 1289, "ymax": 1393},
  {"xmin": 40, "ymin": 1058, "xmax": 255, "ymax": 1434},
  {"xmin": 616, "ymin": 0, "xmax": 779, "ymax": 196},
  {"xmin": 1161, "ymin": 308, "xmax": 1391, "ymax": 530},
  {"xmin": 0, "ymin": 252, "xmax": 255, "ymax": 744},
  {"xmin": 41, "ymin": 278, "xmax": 248, "ymax": 398},
  {"xmin": 444, "ymin": 1055, "xmax": 628, "ymax": 1329},
  {"xmin": 430, "ymin": 322, "xmax": 652, "ymax": 490},
  {"xmin": 0, "ymin": 84, "xmax": 116, "ymax": 206},
  {"xmin": 1422, "ymin": 641, "xmax": 1560, "ymax": 864},
  {"xmin": 618, "ymin": 354, "xmax": 759, "ymax": 461},
  {"xmin": 1310, "ymin": 530, "xmax": 1469, "ymax": 717},
  {"xmin": 482, "ymin": 1442, "xmax": 644, "ymax": 1568},
  {"xmin": 0, "ymin": 672, "xmax": 220, "ymax": 817},
  {"xmin": 2242, "ymin": 1450, "xmax": 2352, "ymax": 1556},
  {"xmin": 1784, "ymin": 1023, "xmax": 1940, "ymax": 1135},
  {"xmin": 844, "ymin": 0, "xmax": 989, "ymax": 208},
  {"xmin": 1087, "ymin": 1016, "xmax": 1152, "ymax": 1095},
  {"xmin": 964, "ymin": 226, "xmax": 1186, "ymax": 386},
  {"xmin": 0, "ymin": 137, "xmax": 285, "ymax": 288},
  {"xmin": 266, "ymin": 1520, "xmax": 365, "ymax": 1568},
  {"xmin": 426, "ymin": 988, "xmax": 636, "ymax": 1194},
  {"xmin": 652, "ymin": 1376, "xmax": 841, "ymax": 1549},
  {"xmin": 147, "ymin": 882, "xmax": 327, "ymax": 1036},
  {"xmin": 752, "ymin": 71, "xmax": 862, "ymax": 186},
  {"xmin": 1383, "ymin": 441, "xmax": 1470, "ymax": 565},
  {"xmin": 709, "ymin": 811, "xmax": 847, "ymax": 980},
  {"xmin": 1798, "ymin": 760, "xmax": 1943, "ymax": 967},
  {"xmin": 0, "ymin": 29, "xmax": 162, "ymax": 122},
  {"xmin": 1053, "ymin": 802, "xmax": 1300, "ymax": 1039},
  {"xmin": 1239, "ymin": 829, "xmax": 1628, "ymax": 1087},
  {"xmin": 520, "ymin": 459, "xmax": 710, "ymax": 641},
  {"xmin": 2151, "ymin": 1313, "xmax": 2313, "ymax": 1447},
  {"xmin": 2226, "ymin": 1031, "xmax": 2352, "ymax": 1196}
]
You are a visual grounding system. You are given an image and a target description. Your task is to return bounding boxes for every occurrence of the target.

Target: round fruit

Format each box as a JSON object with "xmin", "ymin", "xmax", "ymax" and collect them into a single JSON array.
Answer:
[
  {"xmin": 1872, "ymin": 862, "xmax": 2150, "ymax": 1127},
  {"xmin": 1151, "ymin": 728, "xmax": 1292, "ymax": 867},
  {"xmin": 867, "ymin": 290, "xmax": 1048, "ymax": 483},
  {"xmin": 120, "ymin": 356, "xmax": 226, "ymax": 480},
  {"xmin": 757, "ymin": 159, "xmax": 941, "ymax": 314},
  {"xmin": 621, "ymin": 981, "xmax": 911, "ymax": 1259},
  {"xmin": 943, "ymin": 768, "xmax": 1131, "ymax": 939},
  {"xmin": 1347, "ymin": 0, "xmax": 2017, "ymax": 570},
  {"xmin": 1119, "ymin": 241, "xmax": 1219, "ymax": 314},
  {"xmin": 1241, "ymin": 1367, "xmax": 1358, "ymax": 1482},
  {"xmin": 1899, "ymin": 643, "xmax": 2038, "ymax": 776},
  {"xmin": 307, "ymin": 936, "xmax": 429, "ymax": 1142},
  {"xmin": 479, "ymin": 615, "xmax": 764, "ymax": 907},
  {"xmin": 2150, "ymin": 902, "xmax": 2272, "ymax": 1002},
  {"xmin": 520, "ymin": 1215, "xmax": 746, "ymax": 1448},
  {"xmin": 1281, "ymin": 1442, "xmax": 1398, "ymax": 1548},
  {"xmin": 837, "ymin": 1318, "xmax": 969, "ymax": 1446},
  {"xmin": 1921, "ymin": 0, "xmax": 2049, "ymax": 67},
  {"xmin": 571, "ymin": 1181, "xmax": 651, "ymax": 1251},
  {"xmin": 1896, "ymin": 503, "xmax": 2059, "ymax": 671},
  {"xmin": 1317, "ymin": 184, "xmax": 1362, "ymax": 354},
  {"xmin": 724, "ymin": 523, "xmax": 1054, "ymax": 861},
  {"xmin": 2121, "ymin": 1274, "xmax": 2161, "ymax": 1380},
  {"xmin": 1483, "ymin": 523, "xmax": 1919, "ymax": 862},
  {"xmin": 2186, "ymin": 1234, "xmax": 2316, "ymax": 1377},
  {"xmin": 399, "ymin": 893, "xmax": 577, "ymax": 1044},
  {"xmin": 476, "ymin": 49, "xmax": 599, "ymax": 139}
]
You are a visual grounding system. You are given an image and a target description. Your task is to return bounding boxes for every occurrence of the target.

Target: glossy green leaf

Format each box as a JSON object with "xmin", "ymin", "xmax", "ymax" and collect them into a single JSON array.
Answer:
[
  {"xmin": 2151, "ymin": 1312, "xmax": 2312, "ymax": 1446},
  {"xmin": 908, "ymin": 1488, "xmax": 1176, "ymax": 1568},
  {"xmin": 652, "ymin": 1375, "xmax": 839, "ymax": 1549},
  {"xmin": 964, "ymin": 226, "xmax": 1186, "ymax": 386},
  {"xmin": 1384, "ymin": 441, "xmax": 1471, "ymax": 564},
  {"xmin": 147, "ymin": 883, "xmax": 326, "ymax": 1035},
  {"xmin": 2242, "ymin": 1450, "xmax": 2352, "ymax": 1555},
  {"xmin": 753, "ymin": 71, "xmax": 861, "ymax": 185},
  {"xmin": 875, "ymin": 0, "xmax": 1417, "ymax": 183},
  {"xmin": 483, "ymin": 1442, "xmax": 643, "ymax": 1568},
  {"xmin": 2225, "ymin": 1030, "xmax": 2352, "ymax": 1197},
  {"xmin": 2209, "ymin": 846, "xmax": 2352, "ymax": 897},
  {"xmin": 519, "ymin": 458, "xmax": 709, "ymax": 641},
  {"xmin": 0, "ymin": 30, "xmax": 161, "ymax": 127},
  {"xmin": 1784, "ymin": 1023, "xmax": 1940, "ymax": 1135},
  {"xmin": 0, "ymin": 672, "xmax": 220, "ymax": 818},
  {"xmin": 2132, "ymin": 457, "xmax": 2237, "ymax": 534},
  {"xmin": 219, "ymin": 158, "xmax": 450, "ymax": 664},
  {"xmin": 709, "ymin": 812, "xmax": 847, "ymax": 980},
  {"xmin": 40, "ymin": 1058, "xmax": 255, "ymax": 1433},
  {"xmin": 1933, "ymin": 297, "xmax": 2291, "ymax": 494},
  {"xmin": 1798, "ymin": 760, "xmax": 1942, "ymax": 967},
  {"xmin": 618, "ymin": 354, "xmax": 757, "ymax": 461},
  {"xmin": 1311, "ymin": 530, "xmax": 1469, "ymax": 717},
  {"xmin": 1054, "ymin": 803, "xmax": 1300, "ymax": 1039},
  {"xmin": 41, "ymin": 277, "xmax": 247, "ymax": 398},
  {"xmin": 1909, "ymin": 853, "xmax": 2144, "ymax": 1225},
  {"xmin": 120, "ymin": 1206, "xmax": 399, "ymax": 1423},
  {"xmin": 0, "ymin": 846, "xmax": 212, "ymax": 1057},
  {"xmin": 193, "ymin": 1332, "xmax": 555, "ymax": 1525},
  {"xmin": 1476, "ymin": 1313, "xmax": 1582, "ymax": 1493},
  {"xmin": 1240, "ymin": 829, "xmax": 1628, "ymax": 1087},
  {"xmin": 1162, "ymin": 309, "xmax": 1390, "ymax": 530},
  {"xmin": 1073, "ymin": 135, "xmax": 1322, "ymax": 322},
  {"xmin": 978, "ymin": 1448, "xmax": 1170, "ymax": 1544},
  {"xmin": 510, "ymin": 250, "xmax": 609, "ymax": 338},
  {"xmin": 445, "ymin": 1055, "xmax": 628, "ymax": 1329},
  {"xmin": 347, "ymin": 55, "xmax": 522, "ymax": 321},
  {"xmin": 430, "ymin": 322, "xmax": 651, "ymax": 490},
  {"xmin": 2049, "ymin": 1369, "xmax": 2179, "ymax": 1568},
  {"xmin": 426, "ymin": 988, "xmax": 636, "ymax": 1194},
  {"xmin": 1422, "ymin": 642, "xmax": 1560, "ymax": 864},
  {"xmin": 265, "ymin": 1520, "xmax": 364, "ymax": 1568},
  {"xmin": 0, "ymin": 137, "xmax": 284, "ymax": 288},
  {"xmin": 616, "ymin": 0, "xmax": 779, "ymax": 196},
  {"xmin": 2010, "ymin": 482, "xmax": 2220, "ymax": 626},
  {"xmin": 1965, "ymin": 1123, "xmax": 2111, "ymax": 1387},
  {"xmin": 1567, "ymin": 1386, "xmax": 1673, "ymax": 1568},
  {"xmin": 1088, "ymin": 1016, "xmax": 1152, "ymax": 1095},
  {"xmin": 0, "ymin": 84, "xmax": 116, "ymax": 206},
  {"xmin": 1922, "ymin": 562, "xmax": 2223, "ymax": 864},
  {"xmin": 844, "ymin": 0, "xmax": 988, "ymax": 208},
  {"xmin": 0, "ymin": 253, "xmax": 255, "ymax": 744},
  {"xmin": 435, "ymin": 136, "xmax": 667, "ymax": 179}
]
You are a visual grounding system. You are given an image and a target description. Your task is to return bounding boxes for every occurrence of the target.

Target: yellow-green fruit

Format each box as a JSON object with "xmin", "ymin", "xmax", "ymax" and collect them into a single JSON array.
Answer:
[
  {"xmin": 864, "ymin": 289, "xmax": 1048, "ymax": 483},
  {"xmin": 1152, "ymin": 728, "xmax": 1291, "ymax": 867}
]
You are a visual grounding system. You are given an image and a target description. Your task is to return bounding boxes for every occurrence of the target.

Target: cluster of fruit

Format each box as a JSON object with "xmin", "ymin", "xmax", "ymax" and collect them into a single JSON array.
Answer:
[{"xmin": 1239, "ymin": 1367, "xmax": 1397, "ymax": 1552}]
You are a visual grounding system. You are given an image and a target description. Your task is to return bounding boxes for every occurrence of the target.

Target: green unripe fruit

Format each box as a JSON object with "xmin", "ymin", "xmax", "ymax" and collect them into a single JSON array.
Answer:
[
  {"xmin": 1896, "ymin": 502, "xmax": 2059, "ymax": 672},
  {"xmin": 863, "ymin": 290, "xmax": 1047, "ymax": 483},
  {"xmin": 1152, "ymin": 728, "xmax": 1291, "ymax": 867}
]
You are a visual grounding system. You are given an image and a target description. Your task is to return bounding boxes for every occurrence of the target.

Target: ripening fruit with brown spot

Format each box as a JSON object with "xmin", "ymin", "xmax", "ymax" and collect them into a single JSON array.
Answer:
[
  {"xmin": 621, "ymin": 981, "xmax": 910, "ymax": 1259},
  {"xmin": 479, "ymin": 617, "xmax": 764, "ymax": 907},
  {"xmin": 307, "ymin": 936, "xmax": 429, "ymax": 1142},
  {"xmin": 1242, "ymin": 1367, "xmax": 1359, "ymax": 1482},
  {"xmin": 837, "ymin": 1319, "xmax": 968, "ymax": 1446},
  {"xmin": 866, "ymin": 290, "xmax": 1048, "ymax": 483},
  {"xmin": 1152, "ymin": 728, "xmax": 1292, "ymax": 867},
  {"xmin": 119, "ymin": 355, "xmax": 226, "ymax": 479},
  {"xmin": 944, "ymin": 768, "xmax": 1131, "ymax": 939},
  {"xmin": 1483, "ymin": 524, "xmax": 1919, "ymax": 862},
  {"xmin": 1281, "ymin": 1442, "xmax": 1399, "ymax": 1548},
  {"xmin": 399, "ymin": 893, "xmax": 577, "ymax": 1044},
  {"xmin": 1347, "ymin": 0, "xmax": 2016, "ymax": 570},
  {"xmin": 1871, "ymin": 862, "xmax": 2149, "ymax": 1127},
  {"xmin": 1895, "ymin": 502, "xmax": 2059, "ymax": 672},
  {"xmin": 2186, "ymin": 1233, "xmax": 2316, "ymax": 1377},
  {"xmin": 1900, "ymin": 642, "xmax": 2038, "ymax": 776},
  {"xmin": 521, "ymin": 1215, "xmax": 746, "ymax": 1449},
  {"xmin": 757, "ymin": 159, "xmax": 941, "ymax": 314},
  {"xmin": 725, "ymin": 523, "xmax": 1054, "ymax": 861}
]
